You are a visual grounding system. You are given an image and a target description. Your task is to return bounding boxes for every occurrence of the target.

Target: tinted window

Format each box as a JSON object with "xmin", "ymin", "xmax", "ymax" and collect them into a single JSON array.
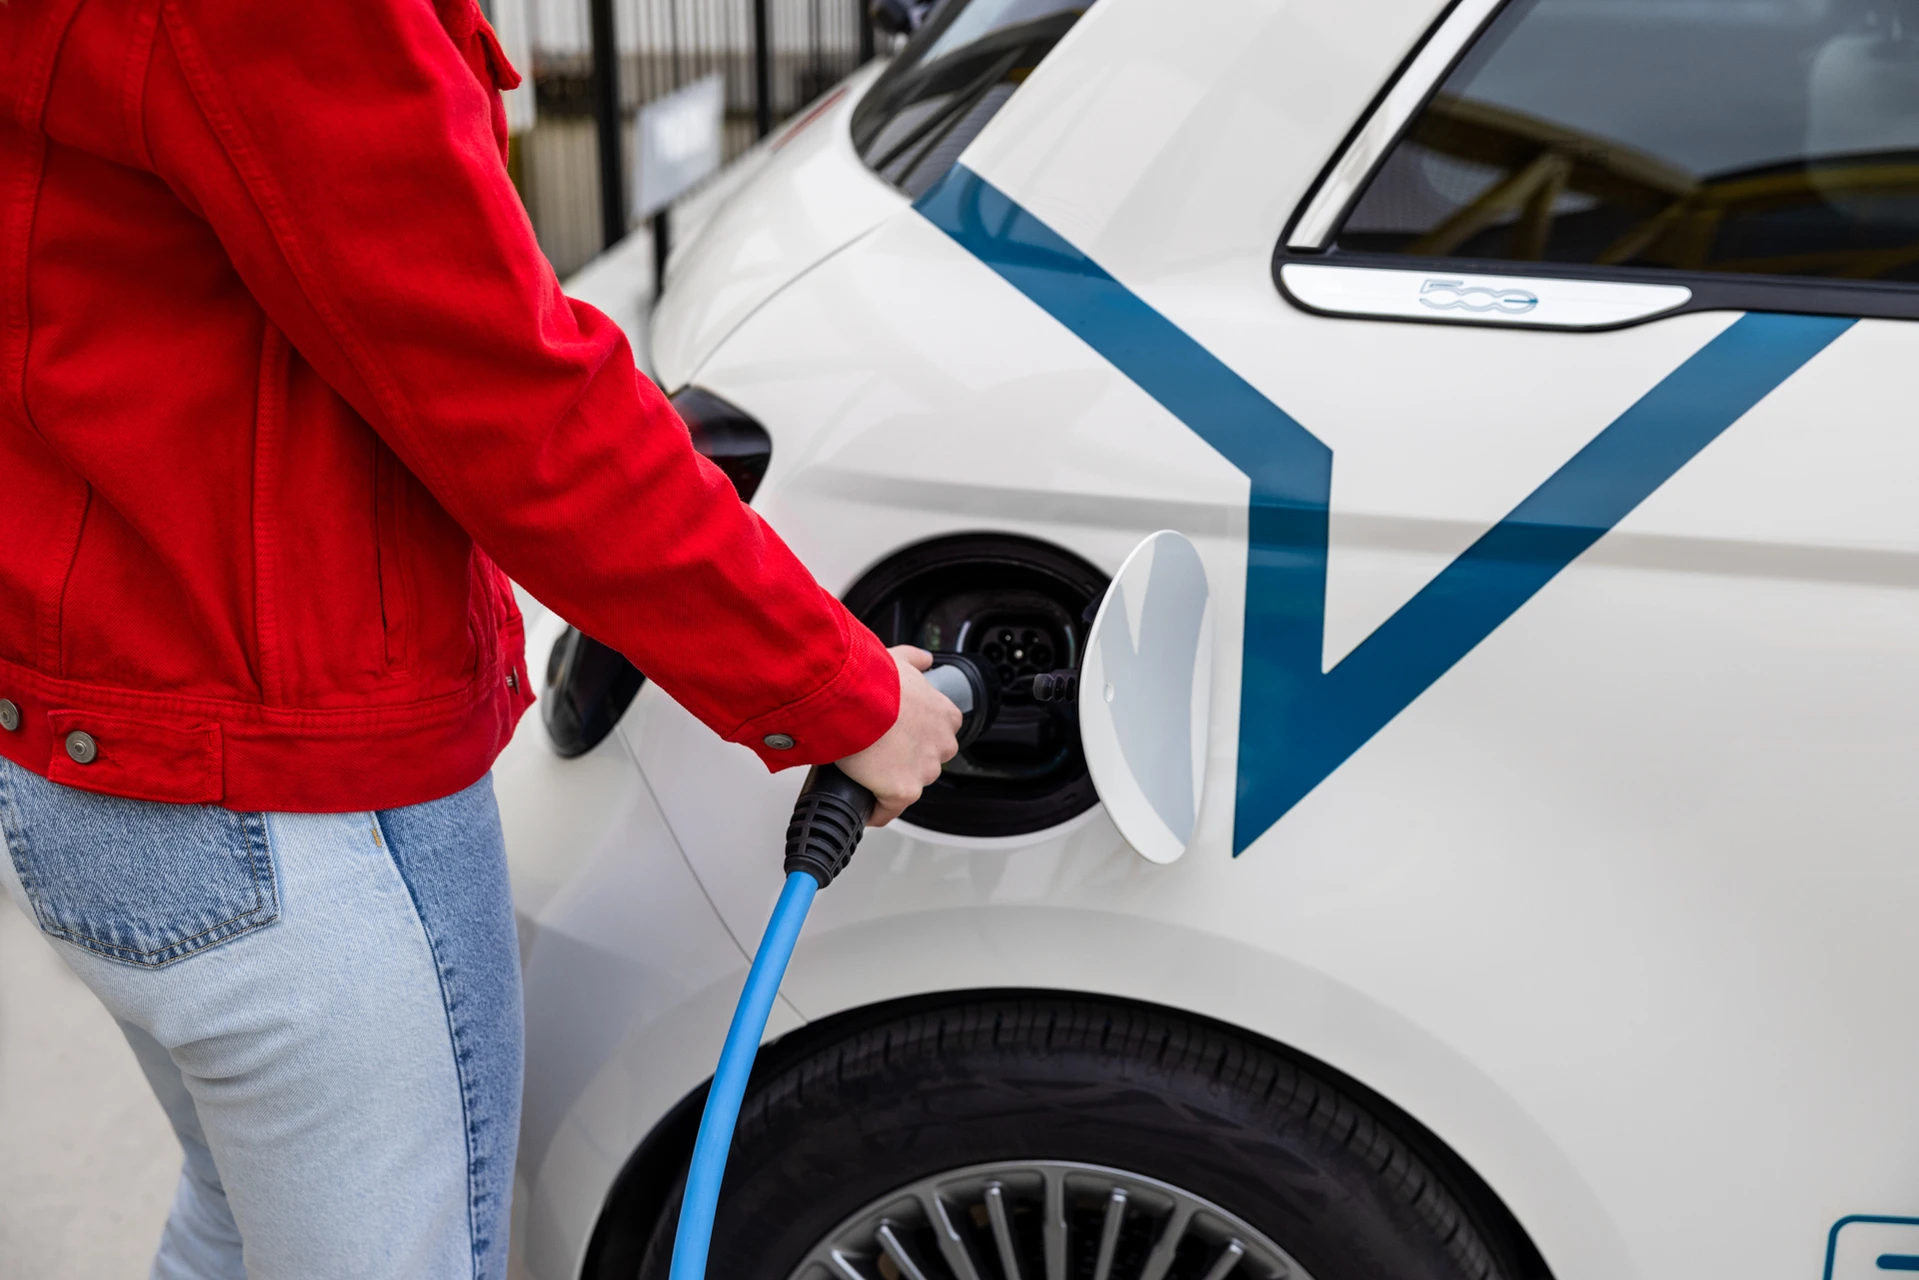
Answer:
[
  {"xmin": 1338, "ymin": 0, "xmax": 1919, "ymax": 283},
  {"xmin": 852, "ymin": 0, "xmax": 1093, "ymax": 198}
]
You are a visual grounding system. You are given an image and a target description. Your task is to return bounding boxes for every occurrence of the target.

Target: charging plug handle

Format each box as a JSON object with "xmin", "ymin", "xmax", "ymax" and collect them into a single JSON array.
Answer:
[
  {"xmin": 783, "ymin": 652, "xmax": 999, "ymax": 890},
  {"xmin": 924, "ymin": 653, "xmax": 998, "ymax": 750},
  {"xmin": 784, "ymin": 764, "xmax": 873, "ymax": 889}
]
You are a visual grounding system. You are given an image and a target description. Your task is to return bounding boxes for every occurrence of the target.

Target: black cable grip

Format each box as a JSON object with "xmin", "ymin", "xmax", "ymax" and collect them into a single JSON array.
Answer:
[
  {"xmin": 784, "ymin": 764, "xmax": 877, "ymax": 888},
  {"xmin": 1030, "ymin": 669, "xmax": 1079, "ymax": 703}
]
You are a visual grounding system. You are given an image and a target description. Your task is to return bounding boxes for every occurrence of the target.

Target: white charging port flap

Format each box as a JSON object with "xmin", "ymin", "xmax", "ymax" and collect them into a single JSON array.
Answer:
[{"xmin": 1079, "ymin": 531, "xmax": 1213, "ymax": 865}]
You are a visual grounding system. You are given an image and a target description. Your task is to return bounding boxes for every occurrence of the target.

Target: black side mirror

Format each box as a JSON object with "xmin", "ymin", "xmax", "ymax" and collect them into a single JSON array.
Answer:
[
  {"xmin": 542, "ymin": 387, "xmax": 772, "ymax": 758},
  {"xmin": 870, "ymin": 0, "xmax": 932, "ymax": 37}
]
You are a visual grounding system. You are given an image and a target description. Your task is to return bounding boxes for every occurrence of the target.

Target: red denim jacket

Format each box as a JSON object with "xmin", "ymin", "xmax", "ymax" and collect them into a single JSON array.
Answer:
[{"xmin": 0, "ymin": 0, "xmax": 897, "ymax": 810}]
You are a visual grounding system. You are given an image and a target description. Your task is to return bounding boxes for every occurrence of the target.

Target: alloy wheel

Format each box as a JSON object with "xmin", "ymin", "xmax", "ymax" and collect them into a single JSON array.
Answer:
[{"xmin": 787, "ymin": 1159, "xmax": 1311, "ymax": 1280}]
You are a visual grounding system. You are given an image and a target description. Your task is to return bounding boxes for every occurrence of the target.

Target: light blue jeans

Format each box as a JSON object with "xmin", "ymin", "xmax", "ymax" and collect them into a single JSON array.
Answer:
[{"xmin": 0, "ymin": 758, "xmax": 522, "ymax": 1280}]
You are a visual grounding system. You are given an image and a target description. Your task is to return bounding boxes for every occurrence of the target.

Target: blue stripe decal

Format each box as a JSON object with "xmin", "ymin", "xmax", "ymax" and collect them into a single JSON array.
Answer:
[
  {"xmin": 916, "ymin": 164, "xmax": 1854, "ymax": 853},
  {"xmin": 1880, "ymin": 1257, "xmax": 1919, "ymax": 1272}
]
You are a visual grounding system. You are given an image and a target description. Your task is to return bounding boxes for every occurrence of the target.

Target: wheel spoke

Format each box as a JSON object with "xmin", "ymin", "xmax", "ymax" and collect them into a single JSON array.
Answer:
[
  {"xmin": 828, "ymin": 1249, "xmax": 869, "ymax": 1280},
  {"xmin": 1041, "ymin": 1168, "xmax": 1068, "ymax": 1280},
  {"xmin": 1091, "ymin": 1189, "xmax": 1128, "ymax": 1280},
  {"xmin": 876, "ymin": 1223, "xmax": 933, "ymax": 1280},
  {"xmin": 984, "ymin": 1182, "xmax": 1024, "ymax": 1280},
  {"xmin": 916, "ymin": 1188, "xmax": 985, "ymax": 1280},
  {"xmin": 1200, "ymin": 1240, "xmax": 1247, "ymax": 1280},
  {"xmin": 1138, "ymin": 1204, "xmax": 1196, "ymax": 1280}
]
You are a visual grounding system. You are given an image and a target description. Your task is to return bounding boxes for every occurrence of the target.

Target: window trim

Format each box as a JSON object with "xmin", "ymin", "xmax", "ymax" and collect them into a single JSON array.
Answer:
[
  {"xmin": 850, "ymin": 0, "xmax": 1091, "ymax": 199},
  {"xmin": 1285, "ymin": 0, "xmax": 1509, "ymax": 252},
  {"xmin": 1276, "ymin": 0, "xmax": 1919, "ymax": 327},
  {"xmin": 1275, "ymin": 254, "xmax": 1919, "ymax": 332}
]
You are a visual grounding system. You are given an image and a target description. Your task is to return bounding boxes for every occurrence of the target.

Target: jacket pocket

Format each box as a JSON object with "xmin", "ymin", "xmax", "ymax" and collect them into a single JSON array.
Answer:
[
  {"xmin": 0, "ymin": 758, "xmax": 278, "ymax": 968},
  {"xmin": 373, "ymin": 442, "xmax": 413, "ymax": 674}
]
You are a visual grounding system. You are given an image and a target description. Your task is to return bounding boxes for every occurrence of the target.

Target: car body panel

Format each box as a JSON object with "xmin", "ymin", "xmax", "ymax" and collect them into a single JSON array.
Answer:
[
  {"xmin": 503, "ymin": 1, "xmax": 1919, "ymax": 1277},
  {"xmin": 647, "ymin": 61, "xmax": 907, "ymax": 393}
]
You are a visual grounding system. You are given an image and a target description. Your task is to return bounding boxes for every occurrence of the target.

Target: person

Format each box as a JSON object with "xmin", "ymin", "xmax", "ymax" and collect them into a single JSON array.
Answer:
[{"xmin": 0, "ymin": 1, "xmax": 962, "ymax": 1277}]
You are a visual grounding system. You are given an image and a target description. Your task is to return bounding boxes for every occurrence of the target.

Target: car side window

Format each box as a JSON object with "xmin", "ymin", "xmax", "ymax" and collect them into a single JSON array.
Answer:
[
  {"xmin": 852, "ymin": 0, "xmax": 1094, "ymax": 198},
  {"xmin": 1335, "ymin": 0, "xmax": 1919, "ymax": 285}
]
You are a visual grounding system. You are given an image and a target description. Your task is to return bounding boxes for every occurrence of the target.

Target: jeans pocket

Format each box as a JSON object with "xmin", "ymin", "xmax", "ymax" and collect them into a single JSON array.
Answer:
[{"xmin": 0, "ymin": 759, "xmax": 279, "ymax": 967}]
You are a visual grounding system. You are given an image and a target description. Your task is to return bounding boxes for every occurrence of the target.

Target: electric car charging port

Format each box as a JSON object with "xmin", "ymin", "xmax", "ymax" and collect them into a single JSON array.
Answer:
[{"xmin": 842, "ymin": 534, "xmax": 1108, "ymax": 837}]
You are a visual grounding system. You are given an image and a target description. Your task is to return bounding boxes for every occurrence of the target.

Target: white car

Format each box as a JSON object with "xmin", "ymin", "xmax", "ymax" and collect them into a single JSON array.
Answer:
[{"xmin": 499, "ymin": 1, "xmax": 1919, "ymax": 1278}]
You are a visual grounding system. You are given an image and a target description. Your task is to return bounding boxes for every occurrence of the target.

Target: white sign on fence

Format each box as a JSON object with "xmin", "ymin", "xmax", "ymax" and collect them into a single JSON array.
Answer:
[{"xmin": 634, "ymin": 75, "xmax": 725, "ymax": 220}]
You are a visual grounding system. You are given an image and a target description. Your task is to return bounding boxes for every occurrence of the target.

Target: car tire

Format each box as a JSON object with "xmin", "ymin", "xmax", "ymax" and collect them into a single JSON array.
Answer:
[{"xmin": 634, "ymin": 997, "xmax": 1526, "ymax": 1280}]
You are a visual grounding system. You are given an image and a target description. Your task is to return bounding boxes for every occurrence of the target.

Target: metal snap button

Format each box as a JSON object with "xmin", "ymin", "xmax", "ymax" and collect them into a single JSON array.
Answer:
[
  {"xmin": 0, "ymin": 699, "xmax": 17, "ymax": 733},
  {"xmin": 762, "ymin": 733, "xmax": 795, "ymax": 751},
  {"xmin": 65, "ymin": 731, "xmax": 98, "ymax": 765}
]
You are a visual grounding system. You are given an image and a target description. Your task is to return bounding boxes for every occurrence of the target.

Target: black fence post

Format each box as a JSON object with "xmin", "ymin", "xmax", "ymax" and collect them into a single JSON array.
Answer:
[
  {"xmin": 653, "ymin": 211, "xmax": 672, "ymax": 300},
  {"xmin": 589, "ymin": 0, "xmax": 626, "ymax": 250},
  {"xmin": 753, "ymin": 0, "xmax": 773, "ymax": 138}
]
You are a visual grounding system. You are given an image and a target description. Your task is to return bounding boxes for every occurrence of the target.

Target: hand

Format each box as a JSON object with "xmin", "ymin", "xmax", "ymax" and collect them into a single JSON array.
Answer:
[{"xmin": 836, "ymin": 646, "xmax": 963, "ymax": 825}]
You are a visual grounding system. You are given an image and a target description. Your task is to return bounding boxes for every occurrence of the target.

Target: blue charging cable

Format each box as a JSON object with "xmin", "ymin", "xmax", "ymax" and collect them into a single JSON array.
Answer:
[
  {"xmin": 665, "ymin": 656, "xmax": 994, "ymax": 1279},
  {"xmin": 666, "ymin": 868, "xmax": 819, "ymax": 1280},
  {"xmin": 665, "ymin": 761, "xmax": 876, "ymax": 1280}
]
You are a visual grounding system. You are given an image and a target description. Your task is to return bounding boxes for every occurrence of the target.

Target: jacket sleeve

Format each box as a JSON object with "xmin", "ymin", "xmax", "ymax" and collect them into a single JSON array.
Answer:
[{"xmin": 140, "ymin": 0, "xmax": 898, "ymax": 769}]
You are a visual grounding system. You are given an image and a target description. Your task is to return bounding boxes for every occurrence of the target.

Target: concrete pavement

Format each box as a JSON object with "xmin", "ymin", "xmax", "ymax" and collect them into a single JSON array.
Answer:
[{"xmin": 0, "ymin": 899, "xmax": 177, "ymax": 1277}]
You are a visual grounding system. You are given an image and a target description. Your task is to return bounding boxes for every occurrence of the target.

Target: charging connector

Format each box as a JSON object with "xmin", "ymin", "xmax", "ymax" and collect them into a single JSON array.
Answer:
[
  {"xmin": 783, "ymin": 765, "xmax": 874, "ymax": 888},
  {"xmin": 782, "ymin": 653, "xmax": 999, "ymax": 890}
]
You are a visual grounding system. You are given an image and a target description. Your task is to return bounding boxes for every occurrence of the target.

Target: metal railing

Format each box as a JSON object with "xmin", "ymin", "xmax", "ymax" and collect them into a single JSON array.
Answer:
[{"xmin": 494, "ymin": 0, "xmax": 877, "ymax": 275}]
